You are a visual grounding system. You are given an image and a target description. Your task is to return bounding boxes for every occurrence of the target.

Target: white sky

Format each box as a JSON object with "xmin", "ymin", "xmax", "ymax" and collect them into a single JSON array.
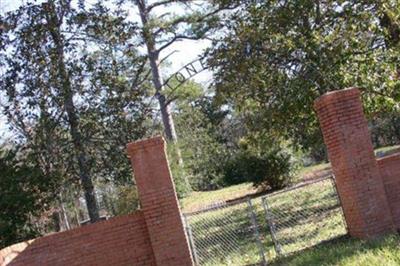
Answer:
[{"xmin": 0, "ymin": 0, "xmax": 213, "ymax": 141}]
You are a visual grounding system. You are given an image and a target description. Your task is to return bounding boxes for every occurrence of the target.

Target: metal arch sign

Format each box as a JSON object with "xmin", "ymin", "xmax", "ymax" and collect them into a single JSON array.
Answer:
[{"xmin": 163, "ymin": 56, "xmax": 208, "ymax": 92}]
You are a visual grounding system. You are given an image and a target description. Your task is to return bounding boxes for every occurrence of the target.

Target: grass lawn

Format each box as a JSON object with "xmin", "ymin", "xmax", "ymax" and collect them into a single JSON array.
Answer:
[
  {"xmin": 272, "ymin": 234, "xmax": 400, "ymax": 266},
  {"xmin": 297, "ymin": 162, "xmax": 330, "ymax": 177},
  {"xmin": 181, "ymin": 163, "xmax": 332, "ymax": 212},
  {"xmin": 181, "ymin": 144, "xmax": 399, "ymax": 265},
  {"xmin": 181, "ymin": 183, "xmax": 256, "ymax": 212},
  {"xmin": 184, "ymin": 178, "xmax": 347, "ymax": 266},
  {"xmin": 182, "ymin": 145, "xmax": 400, "ymax": 213}
]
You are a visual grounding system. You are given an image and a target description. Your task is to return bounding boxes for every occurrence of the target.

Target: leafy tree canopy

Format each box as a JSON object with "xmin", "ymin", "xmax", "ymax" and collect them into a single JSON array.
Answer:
[
  {"xmin": 0, "ymin": 0, "xmax": 152, "ymax": 223},
  {"xmin": 209, "ymin": 0, "xmax": 400, "ymax": 158}
]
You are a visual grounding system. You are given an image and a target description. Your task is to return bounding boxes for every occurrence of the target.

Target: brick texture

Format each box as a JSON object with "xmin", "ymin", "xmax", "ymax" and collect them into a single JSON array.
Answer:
[
  {"xmin": 377, "ymin": 153, "xmax": 400, "ymax": 230},
  {"xmin": 1, "ymin": 136, "xmax": 194, "ymax": 266},
  {"xmin": 0, "ymin": 212, "xmax": 156, "ymax": 266},
  {"xmin": 127, "ymin": 136, "xmax": 193, "ymax": 266},
  {"xmin": 3, "ymin": 94, "xmax": 397, "ymax": 264},
  {"xmin": 314, "ymin": 88, "xmax": 395, "ymax": 238}
]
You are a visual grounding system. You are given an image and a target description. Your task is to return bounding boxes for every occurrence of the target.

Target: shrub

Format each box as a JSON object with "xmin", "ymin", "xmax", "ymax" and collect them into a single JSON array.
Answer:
[
  {"xmin": 223, "ymin": 146, "xmax": 293, "ymax": 190},
  {"xmin": 0, "ymin": 148, "xmax": 58, "ymax": 248},
  {"xmin": 167, "ymin": 143, "xmax": 192, "ymax": 198}
]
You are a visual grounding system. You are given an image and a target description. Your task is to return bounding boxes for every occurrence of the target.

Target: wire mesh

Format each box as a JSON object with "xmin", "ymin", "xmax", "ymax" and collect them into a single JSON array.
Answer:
[
  {"xmin": 184, "ymin": 201, "xmax": 265, "ymax": 266},
  {"xmin": 183, "ymin": 177, "xmax": 348, "ymax": 265},
  {"xmin": 261, "ymin": 177, "xmax": 347, "ymax": 255}
]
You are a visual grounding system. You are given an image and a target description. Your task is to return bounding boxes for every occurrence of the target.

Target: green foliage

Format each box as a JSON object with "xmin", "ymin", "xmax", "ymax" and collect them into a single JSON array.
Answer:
[
  {"xmin": 208, "ymin": 0, "xmax": 400, "ymax": 159},
  {"xmin": 370, "ymin": 110, "xmax": 400, "ymax": 148},
  {"xmin": 0, "ymin": 0, "xmax": 151, "ymax": 222},
  {"xmin": 173, "ymin": 83, "xmax": 294, "ymax": 191},
  {"xmin": 166, "ymin": 142, "xmax": 191, "ymax": 198},
  {"xmin": 180, "ymin": 130, "xmax": 228, "ymax": 191},
  {"xmin": 173, "ymin": 84, "xmax": 230, "ymax": 191},
  {"xmin": 113, "ymin": 185, "xmax": 139, "ymax": 215},
  {"xmin": 223, "ymin": 139, "xmax": 294, "ymax": 190},
  {"xmin": 96, "ymin": 181, "xmax": 139, "ymax": 216},
  {"xmin": 0, "ymin": 147, "xmax": 58, "ymax": 248},
  {"xmin": 170, "ymin": 78, "xmax": 297, "ymax": 191}
]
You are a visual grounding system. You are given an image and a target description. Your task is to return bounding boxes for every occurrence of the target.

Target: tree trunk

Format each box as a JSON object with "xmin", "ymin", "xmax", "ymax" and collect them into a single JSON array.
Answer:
[
  {"xmin": 136, "ymin": 0, "xmax": 179, "ymax": 143},
  {"xmin": 136, "ymin": 1, "xmax": 189, "ymax": 190},
  {"xmin": 64, "ymin": 89, "xmax": 100, "ymax": 223},
  {"xmin": 45, "ymin": 2, "xmax": 100, "ymax": 223}
]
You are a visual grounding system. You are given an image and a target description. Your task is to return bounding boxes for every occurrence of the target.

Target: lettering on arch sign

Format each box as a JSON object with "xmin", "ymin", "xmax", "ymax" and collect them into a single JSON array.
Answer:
[{"xmin": 163, "ymin": 56, "xmax": 208, "ymax": 92}]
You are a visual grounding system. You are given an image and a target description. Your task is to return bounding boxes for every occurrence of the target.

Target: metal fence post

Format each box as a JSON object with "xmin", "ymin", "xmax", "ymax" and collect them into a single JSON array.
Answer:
[
  {"xmin": 261, "ymin": 197, "xmax": 283, "ymax": 257},
  {"xmin": 246, "ymin": 197, "xmax": 267, "ymax": 266},
  {"xmin": 183, "ymin": 214, "xmax": 200, "ymax": 265}
]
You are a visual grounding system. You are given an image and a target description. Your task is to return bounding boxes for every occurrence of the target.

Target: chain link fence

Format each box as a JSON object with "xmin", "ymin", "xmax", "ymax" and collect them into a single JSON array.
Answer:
[
  {"xmin": 183, "ymin": 176, "xmax": 347, "ymax": 266},
  {"xmin": 262, "ymin": 177, "xmax": 347, "ymax": 256},
  {"xmin": 183, "ymin": 200, "xmax": 266, "ymax": 266}
]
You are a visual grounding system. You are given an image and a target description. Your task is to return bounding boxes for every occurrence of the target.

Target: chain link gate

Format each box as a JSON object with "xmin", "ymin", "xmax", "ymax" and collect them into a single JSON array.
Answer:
[
  {"xmin": 183, "ymin": 176, "xmax": 347, "ymax": 265},
  {"xmin": 260, "ymin": 177, "xmax": 347, "ymax": 256},
  {"xmin": 183, "ymin": 200, "xmax": 267, "ymax": 266}
]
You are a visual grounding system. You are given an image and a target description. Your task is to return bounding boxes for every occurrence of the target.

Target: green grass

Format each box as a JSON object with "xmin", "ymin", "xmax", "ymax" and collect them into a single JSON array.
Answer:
[
  {"xmin": 265, "ymin": 179, "xmax": 346, "ymax": 255},
  {"xmin": 181, "ymin": 164, "xmax": 331, "ymax": 213},
  {"xmin": 185, "ymin": 178, "xmax": 347, "ymax": 266},
  {"xmin": 185, "ymin": 179, "xmax": 399, "ymax": 266},
  {"xmin": 271, "ymin": 234, "xmax": 400, "ymax": 266},
  {"xmin": 182, "ymin": 144, "xmax": 400, "ymax": 213},
  {"xmin": 298, "ymin": 163, "xmax": 331, "ymax": 177},
  {"xmin": 181, "ymin": 182, "xmax": 256, "ymax": 212},
  {"xmin": 187, "ymin": 201, "xmax": 264, "ymax": 266},
  {"xmin": 181, "ymin": 145, "xmax": 400, "ymax": 265}
]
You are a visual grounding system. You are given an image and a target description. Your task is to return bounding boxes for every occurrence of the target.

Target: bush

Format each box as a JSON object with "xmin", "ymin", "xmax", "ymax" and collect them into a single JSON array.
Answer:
[
  {"xmin": 167, "ymin": 143, "xmax": 192, "ymax": 198},
  {"xmin": 182, "ymin": 137, "xmax": 228, "ymax": 191},
  {"xmin": 0, "ymin": 148, "xmax": 58, "ymax": 248},
  {"xmin": 168, "ymin": 136, "xmax": 228, "ymax": 194},
  {"xmin": 223, "ymin": 146, "xmax": 293, "ymax": 190}
]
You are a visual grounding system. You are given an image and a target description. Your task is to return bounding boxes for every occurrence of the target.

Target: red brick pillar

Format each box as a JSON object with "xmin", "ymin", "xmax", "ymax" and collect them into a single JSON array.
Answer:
[
  {"xmin": 127, "ymin": 136, "xmax": 193, "ymax": 266},
  {"xmin": 314, "ymin": 88, "xmax": 394, "ymax": 238}
]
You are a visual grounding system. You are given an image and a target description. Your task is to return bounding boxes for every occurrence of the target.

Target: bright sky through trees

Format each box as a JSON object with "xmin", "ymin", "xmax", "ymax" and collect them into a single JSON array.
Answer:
[{"xmin": 0, "ymin": 0, "xmax": 212, "ymax": 141}]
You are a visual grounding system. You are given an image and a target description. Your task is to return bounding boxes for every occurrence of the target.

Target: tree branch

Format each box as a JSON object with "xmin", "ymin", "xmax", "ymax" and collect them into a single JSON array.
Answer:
[
  {"xmin": 153, "ymin": 3, "xmax": 240, "ymax": 37},
  {"xmin": 157, "ymin": 34, "xmax": 202, "ymax": 53},
  {"xmin": 147, "ymin": 0, "xmax": 182, "ymax": 12}
]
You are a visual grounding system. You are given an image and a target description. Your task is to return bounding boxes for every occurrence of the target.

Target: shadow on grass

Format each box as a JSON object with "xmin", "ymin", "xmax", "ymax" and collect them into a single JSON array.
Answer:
[
  {"xmin": 188, "ymin": 179, "xmax": 347, "ymax": 265},
  {"xmin": 188, "ymin": 180, "xmax": 352, "ymax": 265},
  {"xmin": 188, "ymin": 203, "xmax": 344, "ymax": 264},
  {"xmin": 270, "ymin": 234, "xmax": 400, "ymax": 266}
]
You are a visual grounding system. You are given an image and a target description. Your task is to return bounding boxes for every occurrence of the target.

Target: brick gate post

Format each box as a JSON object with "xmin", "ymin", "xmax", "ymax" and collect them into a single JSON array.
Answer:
[
  {"xmin": 127, "ymin": 136, "xmax": 193, "ymax": 266},
  {"xmin": 314, "ymin": 88, "xmax": 394, "ymax": 238}
]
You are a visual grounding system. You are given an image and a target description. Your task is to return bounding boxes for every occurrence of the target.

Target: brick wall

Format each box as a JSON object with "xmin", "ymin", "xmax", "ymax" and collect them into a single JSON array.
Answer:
[
  {"xmin": 1, "ymin": 136, "xmax": 193, "ymax": 266},
  {"xmin": 127, "ymin": 136, "xmax": 193, "ymax": 266},
  {"xmin": 314, "ymin": 88, "xmax": 395, "ymax": 238},
  {"xmin": 0, "ymin": 212, "xmax": 155, "ymax": 266},
  {"xmin": 378, "ymin": 153, "xmax": 400, "ymax": 230}
]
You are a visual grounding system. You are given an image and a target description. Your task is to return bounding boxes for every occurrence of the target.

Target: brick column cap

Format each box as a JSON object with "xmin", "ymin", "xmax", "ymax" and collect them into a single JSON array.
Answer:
[
  {"xmin": 127, "ymin": 135, "xmax": 165, "ymax": 154},
  {"xmin": 314, "ymin": 87, "xmax": 360, "ymax": 111}
]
